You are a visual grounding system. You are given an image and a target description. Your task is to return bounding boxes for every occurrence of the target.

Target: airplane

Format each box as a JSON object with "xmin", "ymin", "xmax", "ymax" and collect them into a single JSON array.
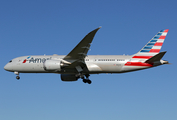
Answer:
[{"xmin": 4, "ymin": 27, "xmax": 169, "ymax": 84}]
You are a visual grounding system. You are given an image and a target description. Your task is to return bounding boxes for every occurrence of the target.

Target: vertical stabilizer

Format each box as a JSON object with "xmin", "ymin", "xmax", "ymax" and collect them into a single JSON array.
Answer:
[{"xmin": 133, "ymin": 29, "xmax": 169, "ymax": 59}]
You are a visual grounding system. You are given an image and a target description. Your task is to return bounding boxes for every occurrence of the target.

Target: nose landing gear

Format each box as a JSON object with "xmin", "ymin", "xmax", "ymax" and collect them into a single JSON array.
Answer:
[
  {"xmin": 16, "ymin": 76, "xmax": 20, "ymax": 80},
  {"xmin": 14, "ymin": 72, "xmax": 20, "ymax": 80}
]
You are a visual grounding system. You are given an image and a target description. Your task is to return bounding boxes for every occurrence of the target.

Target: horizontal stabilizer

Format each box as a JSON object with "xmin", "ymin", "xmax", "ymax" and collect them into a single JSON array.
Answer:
[{"xmin": 145, "ymin": 51, "xmax": 166, "ymax": 64}]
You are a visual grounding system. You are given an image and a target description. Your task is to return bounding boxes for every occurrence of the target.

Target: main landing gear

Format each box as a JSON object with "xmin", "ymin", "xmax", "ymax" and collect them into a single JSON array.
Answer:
[
  {"xmin": 83, "ymin": 79, "xmax": 92, "ymax": 84},
  {"xmin": 76, "ymin": 73, "xmax": 92, "ymax": 84},
  {"xmin": 14, "ymin": 71, "xmax": 20, "ymax": 80},
  {"xmin": 82, "ymin": 74, "xmax": 92, "ymax": 84}
]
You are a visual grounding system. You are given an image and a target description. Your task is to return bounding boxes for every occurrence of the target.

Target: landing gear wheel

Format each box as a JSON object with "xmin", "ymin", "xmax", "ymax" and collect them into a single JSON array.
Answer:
[
  {"xmin": 82, "ymin": 79, "xmax": 92, "ymax": 84},
  {"xmin": 16, "ymin": 76, "xmax": 20, "ymax": 80},
  {"xmin": 87, "ymin": 80, "xmax": 92, "ymax": 84},
  {"xmin": 83, "ymin": 79, "xmax": 87, "ymax": 83}
]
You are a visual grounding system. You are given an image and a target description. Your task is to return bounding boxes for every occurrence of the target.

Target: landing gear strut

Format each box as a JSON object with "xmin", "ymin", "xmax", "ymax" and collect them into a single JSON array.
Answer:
[
  {"xmin": 14, "ymin": 71, "xmax": 20, "ymax": 80},
  {"xmin": 82, "ymin": 74, "xmax": 92, "ymax": 84}
]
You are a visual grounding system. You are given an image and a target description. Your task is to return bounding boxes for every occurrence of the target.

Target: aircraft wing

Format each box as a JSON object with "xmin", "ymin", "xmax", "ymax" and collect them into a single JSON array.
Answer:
[{"xmin": 62, "ymin": 27, "xmax": 101, "ymax": 72}]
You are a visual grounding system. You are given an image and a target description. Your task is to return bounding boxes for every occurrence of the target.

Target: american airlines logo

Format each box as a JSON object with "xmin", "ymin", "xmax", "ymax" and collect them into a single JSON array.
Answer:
[{"xmin": 23, "ymin": 56, "xmax": 52, "ymax": 63}]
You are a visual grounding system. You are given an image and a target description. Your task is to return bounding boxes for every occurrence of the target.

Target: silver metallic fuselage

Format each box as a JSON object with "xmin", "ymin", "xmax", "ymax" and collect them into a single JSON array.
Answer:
[{"xmin": 4, "ymin": 54, "xmax": 155, "ymax": 74}]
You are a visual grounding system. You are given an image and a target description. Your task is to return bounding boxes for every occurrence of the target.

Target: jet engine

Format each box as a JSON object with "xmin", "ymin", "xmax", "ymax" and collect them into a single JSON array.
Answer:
[
  {"xmin": 61, "ymin": 74, "xmax": 78, "ymax": 81},
  {"xmin": 43, "ymin": 60, "xmax": 61, "ymax": 71}
]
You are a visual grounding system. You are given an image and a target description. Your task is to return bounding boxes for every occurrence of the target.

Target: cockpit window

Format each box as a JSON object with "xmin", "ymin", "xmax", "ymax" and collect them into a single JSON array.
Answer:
[{"xmin": 9, "ymin": 60, "xmax": 12, "ymax": 63}]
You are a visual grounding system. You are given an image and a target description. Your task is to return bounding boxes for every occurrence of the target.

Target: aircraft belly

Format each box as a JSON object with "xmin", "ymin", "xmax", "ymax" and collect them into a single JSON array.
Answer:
[{"xmin": 122, "ymin": 66, "xmax": 151, "ymax": 72}]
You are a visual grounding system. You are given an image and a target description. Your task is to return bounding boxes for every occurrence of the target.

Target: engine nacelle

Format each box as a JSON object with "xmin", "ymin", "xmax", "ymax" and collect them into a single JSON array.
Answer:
[
  {"xmin": 61, "ymin": 74, "xmax": 78, "ymax": 81},
  {"xmin": 43, "ymin": 60, "xmax": 61, "ymax": 71}
]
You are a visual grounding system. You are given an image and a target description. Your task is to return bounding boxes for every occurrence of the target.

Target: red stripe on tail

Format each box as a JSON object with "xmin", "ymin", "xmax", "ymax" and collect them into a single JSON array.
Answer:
[
  {"xmin": 154, "ymin": 42, "xmax": 163, "ymax": 46},
  {"xmin": 159, "ymin": 36, "xmax": 166, "ymax": 39},
  {"xmin": 164, "ymin": 29, "xmax": 169, "ymax": 32},
  {"xmin": 149, "ymin": 49, "xmax": 160, "ymax": 53}
]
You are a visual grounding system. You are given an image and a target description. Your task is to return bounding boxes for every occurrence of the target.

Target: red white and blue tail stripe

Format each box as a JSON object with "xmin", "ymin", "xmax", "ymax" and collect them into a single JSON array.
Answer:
[{"xmin": 133, "ymin": 29, "xmax": 169, "ymax": 59}]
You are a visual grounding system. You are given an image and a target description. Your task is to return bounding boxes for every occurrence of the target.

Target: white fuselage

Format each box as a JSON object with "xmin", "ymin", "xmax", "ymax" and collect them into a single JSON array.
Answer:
[{"xmin": 4, "ymin": 54, "xmax": 154, "ymax": 74}]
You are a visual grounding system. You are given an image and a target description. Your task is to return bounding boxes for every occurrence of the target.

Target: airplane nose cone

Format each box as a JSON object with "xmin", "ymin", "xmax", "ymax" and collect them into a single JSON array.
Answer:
[
  {"xmin": 4, "ymin": 63, "xmax": 13, "ymax": 71},
  {"xmin": 4, "ymin": 64, "xmax": 8, "ymax": 71}
]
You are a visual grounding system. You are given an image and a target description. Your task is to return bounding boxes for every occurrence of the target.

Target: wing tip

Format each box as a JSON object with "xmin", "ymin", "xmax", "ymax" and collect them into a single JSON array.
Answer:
[{"xmin": 98, "ymin": 26, "xmax": 102, "ymax": 29}]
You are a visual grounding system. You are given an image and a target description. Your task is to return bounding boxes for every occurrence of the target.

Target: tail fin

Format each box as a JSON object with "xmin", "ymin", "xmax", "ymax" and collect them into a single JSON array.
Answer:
[{"xmin": 133, "ymin": 29, "xmax": 169, "ymax": 59}]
